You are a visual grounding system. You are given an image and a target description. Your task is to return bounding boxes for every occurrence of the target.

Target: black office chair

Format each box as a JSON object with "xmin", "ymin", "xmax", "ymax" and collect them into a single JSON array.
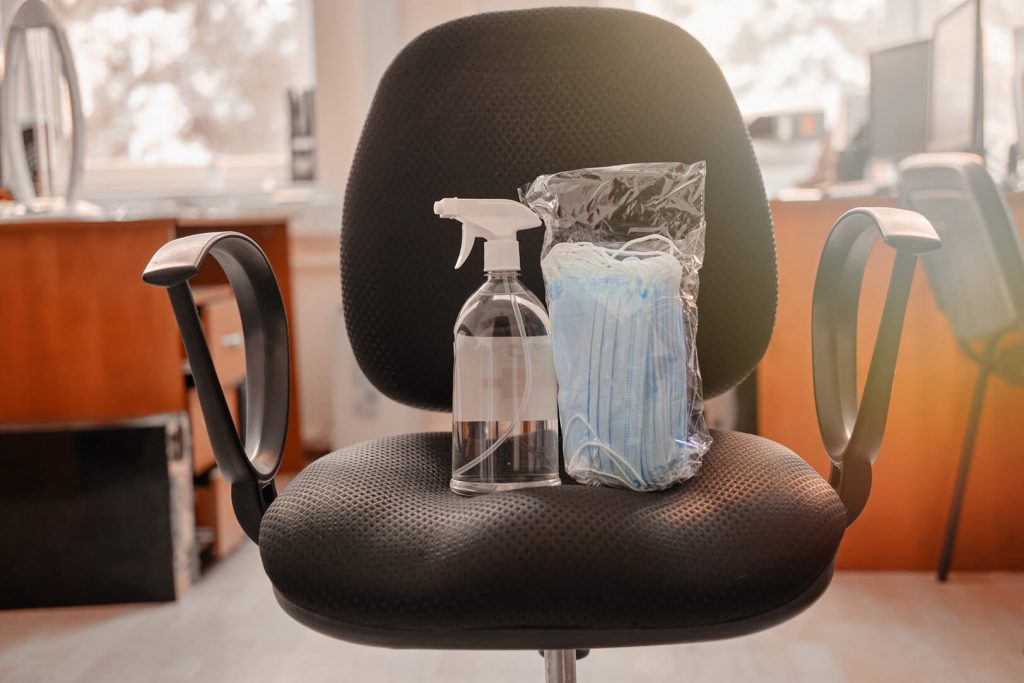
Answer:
[
  {"xmin": 143, "ymin": 9, "xmax": 938, "ymax": 681},
  {"xmin": 899, "ymin": 153, "xmax": 1024, "ymax": 582}
]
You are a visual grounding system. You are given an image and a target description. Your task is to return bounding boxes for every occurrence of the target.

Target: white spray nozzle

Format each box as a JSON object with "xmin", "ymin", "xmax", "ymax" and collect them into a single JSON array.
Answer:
[{"xmin": 434, "ymin": 197, "xmax": 542, "ymax": 271}]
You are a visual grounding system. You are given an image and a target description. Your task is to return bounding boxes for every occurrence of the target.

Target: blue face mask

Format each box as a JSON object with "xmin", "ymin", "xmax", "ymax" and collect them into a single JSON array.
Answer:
[{"xmin": 543, "ymin": 236, "xmax": 702, "ymax": 491}]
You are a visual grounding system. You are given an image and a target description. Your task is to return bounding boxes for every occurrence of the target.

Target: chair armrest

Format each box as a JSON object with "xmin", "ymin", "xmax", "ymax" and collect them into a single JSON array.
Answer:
[
  {"xmin": 812, "ymin": 208, "xmax": 940, "ymax": 525},
  {"xmin": 143, "ymin": 231, "xmax": 290, "ymax": 543}
]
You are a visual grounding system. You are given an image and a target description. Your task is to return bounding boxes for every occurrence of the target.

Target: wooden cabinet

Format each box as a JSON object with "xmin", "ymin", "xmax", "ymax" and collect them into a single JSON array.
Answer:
[
  {"xmin": 0, "ymin": 216, "xmax": 304, "ymax": 470},
  {"xmin": 0, "ymin": 219, "xmax": 185, "ymax": 422},
  {"xmin": 187, "ymin": 285, "xmax": 247, "ymax": 558},
  {"xmin": 194, "ymin": 467, "xmax": 247, "ymax": 560},
  {"xmin": 193, "ymin": 285, "xmax": 247, "ymax": 389}
]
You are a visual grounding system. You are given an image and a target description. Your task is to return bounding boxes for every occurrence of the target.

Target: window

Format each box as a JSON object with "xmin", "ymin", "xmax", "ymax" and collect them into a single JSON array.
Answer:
[
  {"xmin": 636, "ymin": 0, "xmax": 1024, "ymax": 119},
  {"xmin": 634, "ymin": 0, "xmax": 886, "ymax": 117},
  {"xmin": 51, "ymin": 0, "xmax": 314, "ymax": 195}
]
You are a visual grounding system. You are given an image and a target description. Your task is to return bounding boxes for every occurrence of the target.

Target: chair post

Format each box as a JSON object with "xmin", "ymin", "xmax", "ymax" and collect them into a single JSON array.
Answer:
[
  {"xmin": 937, "ymin": 335, "xmax": 998, "ymax": 582},
  {"xmin": 543, "ymin": 649, "xmax": 577, "ymax": 683}
]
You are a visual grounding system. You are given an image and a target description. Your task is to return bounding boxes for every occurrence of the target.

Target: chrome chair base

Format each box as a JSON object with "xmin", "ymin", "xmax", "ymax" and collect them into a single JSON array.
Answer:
[{"xmin": 543, "ymin": 650, "xmax": 577, "ymax": 683}]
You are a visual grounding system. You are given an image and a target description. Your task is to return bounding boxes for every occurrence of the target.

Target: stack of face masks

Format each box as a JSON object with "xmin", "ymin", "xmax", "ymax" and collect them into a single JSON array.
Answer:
[
  {"xmin": 523, "ymin": 161, "xmax": 711, "ymax": 492},
  {"xmin": 543, "ymin": 237, "xmax": 700, "ymax": 490}
]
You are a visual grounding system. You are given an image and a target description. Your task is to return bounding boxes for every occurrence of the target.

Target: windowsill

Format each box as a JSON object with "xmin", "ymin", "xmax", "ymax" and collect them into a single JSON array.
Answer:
[
  {"xmin": 62, "ymin": 156, "xmax": 345, "ymax": 235},
  {"xmin": 0, "ymin": 184, "xmax": 343, "ymax": 236},
  {"xmin": 82, "ymin": 154, "xmax": 293, "ymax": 197}
]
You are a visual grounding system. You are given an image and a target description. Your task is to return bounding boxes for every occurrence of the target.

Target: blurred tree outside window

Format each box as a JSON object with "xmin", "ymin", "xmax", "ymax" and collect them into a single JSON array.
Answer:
[
  {"xmin": 637, "ymin": 0, "xmax": 1024, "ymax": 119},
  {"xmin": 635, "ymin": 0, "xmax": 885, "ymax": 117},
  {"xmin": 53, "ymin": 0, "xmax": 311, "ymax": 169}
]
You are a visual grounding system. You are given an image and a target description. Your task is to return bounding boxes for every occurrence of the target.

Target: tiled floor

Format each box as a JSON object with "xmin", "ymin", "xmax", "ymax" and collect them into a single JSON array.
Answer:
[{"xmin": 1, "ymin": 543, "xmax": 1022, "ymax": 682}]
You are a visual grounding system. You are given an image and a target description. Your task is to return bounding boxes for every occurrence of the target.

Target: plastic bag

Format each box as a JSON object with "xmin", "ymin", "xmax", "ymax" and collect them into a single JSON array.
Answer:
[{"xmin": 521, "ymin": 162, "xmax": 711, "ymax": 491}]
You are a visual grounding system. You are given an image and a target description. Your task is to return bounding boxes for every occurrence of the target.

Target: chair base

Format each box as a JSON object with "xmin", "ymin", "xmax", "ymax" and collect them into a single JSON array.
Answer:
[
  {"xmin": 272, "ymin": 560, "xmax": 834, "ymax": 651},
  {"xmin": 938, "ymin": 341, "xmax": 996, "ymax": 582}
]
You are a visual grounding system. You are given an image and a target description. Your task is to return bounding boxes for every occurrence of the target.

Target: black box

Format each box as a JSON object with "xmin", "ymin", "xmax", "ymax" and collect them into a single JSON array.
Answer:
[{"xmin": 0, "ymin": 414, "xmax": 198, "ymax": 608}]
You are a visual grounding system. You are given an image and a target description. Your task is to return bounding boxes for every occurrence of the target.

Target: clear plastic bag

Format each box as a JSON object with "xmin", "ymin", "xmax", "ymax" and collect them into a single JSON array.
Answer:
[{"xmin": 521, "ymin": 162, "xmax": 711, "ymax": 491}]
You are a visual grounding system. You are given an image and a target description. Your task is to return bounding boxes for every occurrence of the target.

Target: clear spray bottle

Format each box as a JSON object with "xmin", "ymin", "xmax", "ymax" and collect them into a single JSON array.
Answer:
[{"xmin": 434, "ymin": 198, "xmax": 560, "ymax": 495}]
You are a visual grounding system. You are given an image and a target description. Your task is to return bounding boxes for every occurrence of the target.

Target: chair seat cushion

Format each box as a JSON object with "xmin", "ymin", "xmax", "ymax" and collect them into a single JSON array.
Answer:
[{"xmin": 259, "ymin": 430, "xmax": 847, "ymax": 649}]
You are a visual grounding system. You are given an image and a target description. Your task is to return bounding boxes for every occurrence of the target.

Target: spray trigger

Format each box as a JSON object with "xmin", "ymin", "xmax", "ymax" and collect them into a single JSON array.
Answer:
[{"xmin": 434, "ymin": 197, "xmax": 541, "ymax": 271}]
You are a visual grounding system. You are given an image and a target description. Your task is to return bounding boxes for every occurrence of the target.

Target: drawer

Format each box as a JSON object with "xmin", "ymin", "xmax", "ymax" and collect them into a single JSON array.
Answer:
[
  {"xmin": 192, "ymin": 286, "xmax": 246, "ymax": 388},
  {"xmin": 188, "ymin": 385, "xmax": 239, "ymax": 476},
  {"xmin": 194, "ymin": 467, "xmax": 247, "ymax": 559}
]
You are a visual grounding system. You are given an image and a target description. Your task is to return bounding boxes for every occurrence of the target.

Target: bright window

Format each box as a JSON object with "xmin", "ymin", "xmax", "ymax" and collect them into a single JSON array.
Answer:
[{"xmin": 51, "ymin": 0, "xmax": 313, "ymax": 194}]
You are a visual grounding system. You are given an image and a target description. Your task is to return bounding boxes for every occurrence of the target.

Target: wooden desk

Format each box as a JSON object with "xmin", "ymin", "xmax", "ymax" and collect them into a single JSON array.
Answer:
[
  {"xmin": 0, "ymin": 219, "xmax": 184, "ymax": 421},
  {"xmin": 0, "ymin": 216, "xmax": 305, "ymax": 472},
  {"xmin": 760, "ymin": 195, "xmax": 1024, "ymax": 570}
]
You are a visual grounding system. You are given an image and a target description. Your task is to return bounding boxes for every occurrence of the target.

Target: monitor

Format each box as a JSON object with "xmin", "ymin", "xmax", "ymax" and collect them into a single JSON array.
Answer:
[
  {"xmin": 981, "ymin": 3, "xmax": 1017, "ymax": 179},
  {"xmin": 1014, "ymin": 28, "xmax": 1024, "ymax": 147},
  {"xmin": 868, "ymin": 39, "xmax": 931, "ymax": 157},
  {"xmin": 929, "ymin": 0, "xmax": 980, "ymax": 153}
]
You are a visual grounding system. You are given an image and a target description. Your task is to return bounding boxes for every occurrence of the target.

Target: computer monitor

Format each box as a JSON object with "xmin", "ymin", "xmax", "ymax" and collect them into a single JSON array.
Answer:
[
  {"xmin": 1015, "ymin": 28, "xmax": 1024, "ymax": 148},
  {"xmin": 929, "ymin": 0, "xmax": 1016, "ymax": 181},
  {"xmin": 982, "ymin": 4, "xmax": 1017, "ymax": 179},
  {"xmin": 929, "ymin": 0, "xmax": 980, "ymax": 154},
  {"xmin": 868, "ymin": 39, "xmax": 931, "ymax": 158}
]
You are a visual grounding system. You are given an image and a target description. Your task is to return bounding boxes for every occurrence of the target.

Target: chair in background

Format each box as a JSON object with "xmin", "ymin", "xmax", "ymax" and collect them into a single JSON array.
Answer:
[
  {"xmin": 899, "ymin": 153, "xmax": 1024, "ymax": 582},
  {"xmin": 143, "ymin": 9, "xmax": 938, "ymax": 681}
]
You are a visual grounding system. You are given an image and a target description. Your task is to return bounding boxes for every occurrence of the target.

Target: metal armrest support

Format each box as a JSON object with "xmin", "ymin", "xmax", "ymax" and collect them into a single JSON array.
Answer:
[
  {"xmin": 143, "ymin": 232, "xmax": 289, "ymax": 543},
  {"xmin": 812, "ymin": 208, "xmax": 940, "ymax": 525}
]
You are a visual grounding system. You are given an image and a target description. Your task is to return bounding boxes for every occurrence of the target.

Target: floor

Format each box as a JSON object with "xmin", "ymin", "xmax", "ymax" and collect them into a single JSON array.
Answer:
[{"xmin": 1, "ymin": 545, "xmax": 1022, "ymax": 683}]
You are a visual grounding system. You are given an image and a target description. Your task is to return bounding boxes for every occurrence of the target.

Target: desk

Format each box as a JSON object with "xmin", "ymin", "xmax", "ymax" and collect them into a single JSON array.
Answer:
[
  {"xmin": 0, "ymin": 215, "xmax": 303, "ymax": 471},
  {"xmin": 760, "ymin": 194, "xmax": 1024, "ymax": 570}
]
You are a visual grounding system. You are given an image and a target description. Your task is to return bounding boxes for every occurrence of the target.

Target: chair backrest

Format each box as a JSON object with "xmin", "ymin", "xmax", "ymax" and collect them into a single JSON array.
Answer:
[
  {"xmin": 899, "ymin": 153, "xmax": 1024, "ymax": 341},
  {"xmin": 341, "ymin": 7, "xmax": 776, "ymax": 411}
]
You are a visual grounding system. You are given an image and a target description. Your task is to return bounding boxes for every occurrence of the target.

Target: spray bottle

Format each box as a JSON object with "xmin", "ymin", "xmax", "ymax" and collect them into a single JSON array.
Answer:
[{"xmin": 434, "ymin": 198, "xmax": 560, "ymax": 495}]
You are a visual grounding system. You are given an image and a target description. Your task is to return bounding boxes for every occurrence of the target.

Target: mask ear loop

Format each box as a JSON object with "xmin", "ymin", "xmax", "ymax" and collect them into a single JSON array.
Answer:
[
  {"xmin": 547, "ymin": 237, "xmax": 681, "ymax": 270},
  {"xmin": 569, "ymin": 464, "xmax": 642, "ymax": 490},
  {"xmin": 565, "ymin": 413, "xmax": 645, "ymax": 487},
  {"xmin": 608, "ymin": 233, "xmax": 683, "ymax": 259}
]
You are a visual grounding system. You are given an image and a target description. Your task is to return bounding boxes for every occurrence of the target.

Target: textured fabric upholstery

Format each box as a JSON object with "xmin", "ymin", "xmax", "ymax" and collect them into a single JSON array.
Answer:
[
  {"xmin": 341, "ymin": 7, "xmax": 776, "ymax": 411},
  {"xmin": 261, "ymin": 431, "xmax": 846, "ymax": 638}
]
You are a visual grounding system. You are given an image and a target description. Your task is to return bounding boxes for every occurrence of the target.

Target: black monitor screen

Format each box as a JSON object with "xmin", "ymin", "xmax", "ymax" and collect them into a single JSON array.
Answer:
[
  {"xmin": 869, "ymin": 39, "xmax": 931, "ymax": 157},
  {"xmin": 929, "ymin": 0, "xmax": 978, "ymax": 151},
  {"xmin": 1015, "ymin": 28, "xmax": 1024, "ymax": 146}
]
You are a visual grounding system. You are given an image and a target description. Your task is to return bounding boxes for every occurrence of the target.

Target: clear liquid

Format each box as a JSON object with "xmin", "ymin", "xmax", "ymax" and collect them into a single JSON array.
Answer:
[
  {"xmin": 451, "ymin": 421, "xmax": 560, "ymax": 494},
  {"xmin": 451, "ymin": 272, "xmax": 560, "ymax": 495}
]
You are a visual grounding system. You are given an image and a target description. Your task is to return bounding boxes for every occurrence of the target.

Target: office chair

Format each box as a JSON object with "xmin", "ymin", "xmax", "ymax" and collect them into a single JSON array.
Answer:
[
  {"xmin": 143, "ymin": 9, "xmax": 938, "ymax": 681},
  {"xmin": 899, "ymin": 153, "xmax": 1024, "ymax": 582}
]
